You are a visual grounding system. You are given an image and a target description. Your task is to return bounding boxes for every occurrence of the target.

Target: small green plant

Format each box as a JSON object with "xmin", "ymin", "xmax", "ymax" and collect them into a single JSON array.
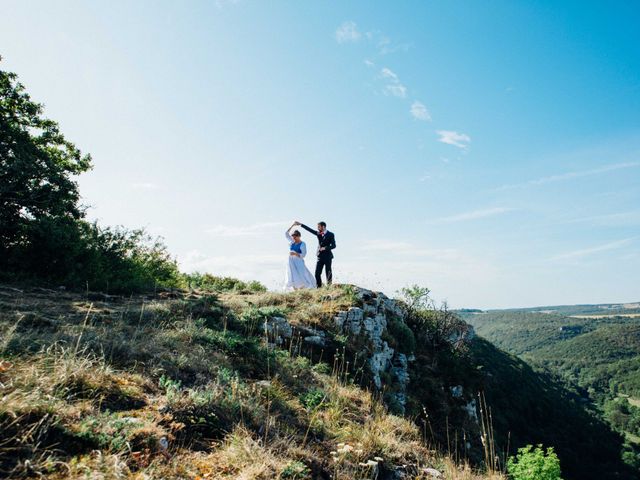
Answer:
[
  {"xmin": 280, "ymin": 460, "xmax": 312, "ymax": 479},
  {"xmin": 159, "ymin": 375, "xmax": 182, "ymax": 399},
  {"xmin": 507, "ymin": 444, "xmax": 563, "ymax": 480},
  {"xmin": 300, "ymin": 388, "xmax": 326, "ymax": 410},
  {"xmin": 311, "ymin": 362, "xmax": 331, "ymax": 375},
  {"xmin": 333, "ymin": 333, "xmax": 348, "ymax": 346},
  {"xmin": 341, "ymin": 284, "xmax": 360, "ymax": 305}
]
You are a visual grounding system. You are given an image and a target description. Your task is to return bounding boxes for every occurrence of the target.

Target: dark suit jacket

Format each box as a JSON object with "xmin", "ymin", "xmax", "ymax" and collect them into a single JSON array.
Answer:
[{"xmin": 300, "ymin": 224, "xmax": 336, "ymax": 259}]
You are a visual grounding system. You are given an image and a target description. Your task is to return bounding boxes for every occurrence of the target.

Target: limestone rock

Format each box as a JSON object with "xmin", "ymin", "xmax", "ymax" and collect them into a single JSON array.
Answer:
[{"xmin": 264, "ymin": 316, "xmax": 292, "ymax": 344}]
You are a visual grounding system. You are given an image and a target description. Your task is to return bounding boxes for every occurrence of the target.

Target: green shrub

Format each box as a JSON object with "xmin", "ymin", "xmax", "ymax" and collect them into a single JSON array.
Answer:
[
  {"xmin": 300, "ymin": 388, "xmax": 326, "ymax": 410},
  {"xmin": 388, "ymin": 319, "xmax": 416, "ymax": 354},
  {"xmin": 507, "ymin": 444, "xmax": 563, "ymax": 480},
  {"xmin": 280, "ymin": 460, "xmax": 312, "ymax": 479},
  {"xmin": 185, "ymin": 273, "xmax": 266, "ymax": 293},
  {"xmin": 311, "ymin": 362, "xmax": 331, "ymax": 375}
]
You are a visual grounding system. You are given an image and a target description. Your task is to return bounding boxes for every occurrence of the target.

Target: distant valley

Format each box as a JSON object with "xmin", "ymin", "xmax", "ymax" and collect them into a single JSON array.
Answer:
[{"xmin": 458, "ymin": 301, "xmax": 640, "ymax": 471}]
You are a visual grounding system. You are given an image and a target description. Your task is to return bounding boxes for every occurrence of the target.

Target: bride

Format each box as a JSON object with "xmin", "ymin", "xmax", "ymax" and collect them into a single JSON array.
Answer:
[{"xmin": 284, "ymin": 223, "xmax": 316, "ymax": 290}]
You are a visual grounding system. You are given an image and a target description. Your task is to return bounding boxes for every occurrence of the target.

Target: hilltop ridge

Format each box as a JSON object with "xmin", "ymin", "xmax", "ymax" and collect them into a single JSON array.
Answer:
[{"xmin": 0, "ymin": 283, "xmax": 635, "ymax": 479}]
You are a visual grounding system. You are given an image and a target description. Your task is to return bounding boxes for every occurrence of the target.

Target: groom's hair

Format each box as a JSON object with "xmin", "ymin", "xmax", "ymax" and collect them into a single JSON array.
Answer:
[{"xmin": 318, "ymin": 221, "xmax": 327, "ymax": 228}]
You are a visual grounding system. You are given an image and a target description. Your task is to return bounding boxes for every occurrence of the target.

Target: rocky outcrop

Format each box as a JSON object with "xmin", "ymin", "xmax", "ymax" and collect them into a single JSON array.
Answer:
[
  {"xmin": 264, "ymin": 286, "xmax": 476, "ymax": 416},
  {"xmin": 333, "ymin": 290, "xmax": 412, "ymax": 412}
]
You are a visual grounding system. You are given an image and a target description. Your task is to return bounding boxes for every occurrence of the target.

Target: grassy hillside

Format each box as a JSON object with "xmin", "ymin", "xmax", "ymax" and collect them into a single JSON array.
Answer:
[
  {"xmin": 0, "ymin": 284, "xmax": 499, "ymax": 479},
  {"xmin": 1, "ymin": 284, "xmax": 636, "ymax": 479}
]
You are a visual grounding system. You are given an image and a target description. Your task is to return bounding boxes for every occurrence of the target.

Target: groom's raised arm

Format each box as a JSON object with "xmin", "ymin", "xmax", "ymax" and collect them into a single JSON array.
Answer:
[{"xmin": 299, "ymin": 223, "xmax": 318, "ymax": 236}]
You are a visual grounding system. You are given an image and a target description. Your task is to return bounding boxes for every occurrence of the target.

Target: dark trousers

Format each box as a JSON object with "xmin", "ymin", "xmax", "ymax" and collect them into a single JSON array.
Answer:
[{"xmin": 315, "ymin": 256, "xmax": 332, "ymax": 288}]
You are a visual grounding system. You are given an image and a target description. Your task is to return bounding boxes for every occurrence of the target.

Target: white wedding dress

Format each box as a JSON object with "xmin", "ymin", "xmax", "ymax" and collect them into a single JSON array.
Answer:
[{"xmin": 284, "ymin": 231, "xmax": 316, "ymax": 290}]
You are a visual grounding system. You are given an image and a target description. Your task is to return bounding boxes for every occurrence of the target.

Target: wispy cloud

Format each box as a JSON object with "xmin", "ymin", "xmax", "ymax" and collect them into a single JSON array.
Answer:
[
  {"xmin": 385, "ymin": 84, "xmax": 407, "ymax": 98},
  {"xmin": 206, "ymin": 221, "xmax": 286, "ymax": 237},
  {"xmin": 377, "ymin": 36, "xmax": 412, "ymax": 55},
  {"xmin": 532, "ymin": 162, "xmax": 640, "ymax": 185},
  {"xmin": 497, "ymin": 162, "xmax": 640, "ymax": 191},
  {"xmin": 564, "ymin": 211, "xmax": 640, "ymax": 227},
  {"xmin": 437, "ymin": 130, "xmax": 471, "ymax": 149},
  {"xmin": 428, "ymin": 207, "xmax": 514, "ymax": 224},
  {"xmin": 410, "ymin": 101, "xmax": 431, "ymax": 121},
  {"xmin": 380, "ymin": 67, "xmax": 407, "ymax": 98},
  {"xmin": 380, "ymin": 68, "xmax": 398, "ymax": 81},
  {"xmin": 550, "ymin": 238, "xmax": 635, "ymax": 261},
  {"xmin": 335, "ymin": 21, "xmax": 361, "ymax": 43}
]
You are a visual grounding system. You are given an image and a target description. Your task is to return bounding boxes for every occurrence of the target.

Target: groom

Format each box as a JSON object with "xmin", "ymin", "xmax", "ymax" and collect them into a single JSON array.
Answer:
[{"xmin": 295, "ymin": 220, "xmax": 336, "ymax": 287}]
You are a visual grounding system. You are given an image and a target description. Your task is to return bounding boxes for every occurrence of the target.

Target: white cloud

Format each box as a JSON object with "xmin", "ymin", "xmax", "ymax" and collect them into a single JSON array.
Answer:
[
  {"xmin": 550, "ymin": 238, "xmax": 634, "ymax": 261},
  {"xmin": 380, "ymin": 67, "xmax": 398, "ymax": 80},
  {"xmin": 335, "ymin": 21, "xmax": 361, "ymax": 43},
  {"xmin": 380, "ymin": 67, "xmax": 407, "ymax": 98},
  {"xmin": 364, "ymin": 59, "xmax": 375, "ymax": 67},
  {"xmin": 436, "ymin": 130, "xmax": 471, "ymax": 149},
  {"xmin": 497, "ymin": 162, "xmax": 640, "ymax": 191},
  {"xmin": 428, "ymin": 207, "xmax": 514, "ymax": 224},
  {"xmin": 410, "ymin": 101, "xmax": 431, "ymax": 121},
  {"xmin": 385, "ymin": 84, "xmax": 407, "ymax": 98},
  {"xmin": 205, "ymin": 221, "xmax": 286, "ymax": 237}
]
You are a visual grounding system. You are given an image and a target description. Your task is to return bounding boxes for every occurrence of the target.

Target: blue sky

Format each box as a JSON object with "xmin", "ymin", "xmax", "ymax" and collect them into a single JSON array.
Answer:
[{"xmin": 2, "ymin": 1, "xmax": 639, "ymax": 308}]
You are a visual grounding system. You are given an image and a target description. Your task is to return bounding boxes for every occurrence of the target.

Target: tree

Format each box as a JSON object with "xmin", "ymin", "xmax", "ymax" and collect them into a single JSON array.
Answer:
[{"xmin": 0, "ymin": 57, "xmax": 91, "ymax": 269}]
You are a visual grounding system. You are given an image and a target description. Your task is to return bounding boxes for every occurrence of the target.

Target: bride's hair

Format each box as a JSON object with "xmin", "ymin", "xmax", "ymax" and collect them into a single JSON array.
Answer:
[{"xmin": 292, "ymin": 230, "xmax": 301, "ymax": 237}]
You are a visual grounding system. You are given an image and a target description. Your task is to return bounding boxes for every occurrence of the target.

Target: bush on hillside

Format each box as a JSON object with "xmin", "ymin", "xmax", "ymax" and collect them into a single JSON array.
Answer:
[
  {"xmin": 507, "ymin": 445, "xmax": 562, "ymax": 480},
  {"xmin": 185, "ymin": 272, "xmax": 266, "ymax": 293},
  {"xmin": 3, "ymin": 216, "xmax": 183, "ymax": 293},
  {"xmin": 397, "ymin": 285, "xmax": 470, "ymax": 353}
]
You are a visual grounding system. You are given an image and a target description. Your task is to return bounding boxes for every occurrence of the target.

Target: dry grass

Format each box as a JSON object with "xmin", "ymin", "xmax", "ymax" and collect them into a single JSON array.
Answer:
[
  {"xmin": 221, "ymin": 285, "xmax": 358, "ymax": 328},
  {"xmin": 0, "ymin": 285, "xmax": 505, "ymax": 479}
]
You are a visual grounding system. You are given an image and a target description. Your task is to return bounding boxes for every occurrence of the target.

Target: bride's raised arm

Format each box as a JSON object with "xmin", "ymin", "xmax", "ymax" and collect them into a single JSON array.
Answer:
[{"xmin": 285, "ymin": 222, "xmax": 296, "ymax": 243}]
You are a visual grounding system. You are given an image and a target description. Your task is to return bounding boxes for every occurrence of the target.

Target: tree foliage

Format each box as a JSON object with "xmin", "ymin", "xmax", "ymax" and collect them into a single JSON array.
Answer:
[{"xmin": 0, "ymin": 58, "xmax": 91, "ymax": 265}]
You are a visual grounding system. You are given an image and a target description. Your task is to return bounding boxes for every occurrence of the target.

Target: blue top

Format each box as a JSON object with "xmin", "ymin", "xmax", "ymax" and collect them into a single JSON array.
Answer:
[{"xmin": 290, "ymin": 241, "xmax": 303, "ymax": 254}]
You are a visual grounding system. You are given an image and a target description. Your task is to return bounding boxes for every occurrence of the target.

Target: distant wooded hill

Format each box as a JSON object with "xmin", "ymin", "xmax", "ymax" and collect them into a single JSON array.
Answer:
[{"xmin": 459, "ymin": 304, "xmax": 640, "ymax": 471}]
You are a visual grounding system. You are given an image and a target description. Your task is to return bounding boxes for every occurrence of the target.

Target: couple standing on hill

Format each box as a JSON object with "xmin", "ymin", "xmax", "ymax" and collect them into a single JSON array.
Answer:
[{"xmin": 284, "ymin": 221, "xmax": 336, "ymax": 290}]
